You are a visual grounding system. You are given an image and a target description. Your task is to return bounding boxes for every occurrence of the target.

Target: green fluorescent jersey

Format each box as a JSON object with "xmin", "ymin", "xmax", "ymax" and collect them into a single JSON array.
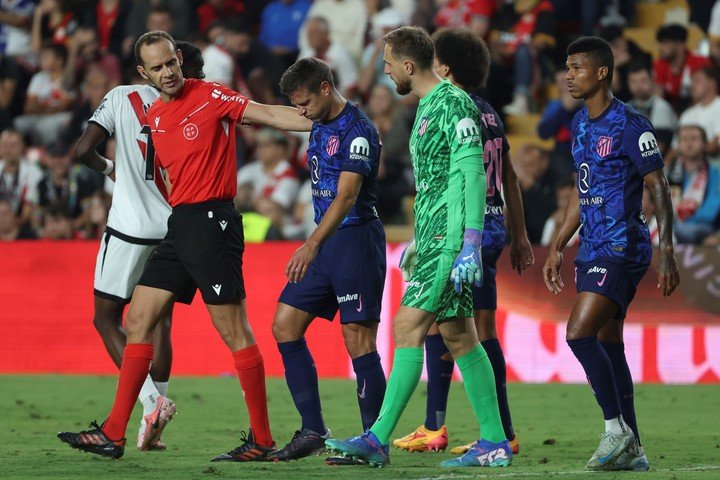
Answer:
[{"xmin": 409, "ymin": 80, "xmax": 484, "ymax": 252}]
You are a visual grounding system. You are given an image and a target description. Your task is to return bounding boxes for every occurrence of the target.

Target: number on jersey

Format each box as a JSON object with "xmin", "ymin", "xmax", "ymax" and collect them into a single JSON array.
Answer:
[{"xmin": 483, "ymin": 138, "xmax": 503, "ymax": 197}]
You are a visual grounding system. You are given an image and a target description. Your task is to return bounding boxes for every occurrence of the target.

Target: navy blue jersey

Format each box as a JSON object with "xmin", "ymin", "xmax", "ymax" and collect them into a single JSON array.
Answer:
[
  {"xmin": 471, "ymin": 94, "xmax": 509, "ymax": 251},
  {"xmin": 570, "ymin": 98, "xmax": 664, "ymax": 264},
  {"xmin": 307, "ymin": 102, "xmax": 381, "ymax": 226}
]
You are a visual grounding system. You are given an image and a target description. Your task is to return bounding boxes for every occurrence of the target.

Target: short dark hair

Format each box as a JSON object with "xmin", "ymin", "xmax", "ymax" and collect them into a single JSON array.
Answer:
[
  {"xmin": 598, "ymin": 25, "xmax": 624, "ymax": 43},
  {"xmin": 134, "ymin": 30, "xmax": 177, "ymax": 66},
  {"xmin": 694, "ymin": 65, "xmax": 720, "ymax": 86},
  {"xmin": 280, "ymin": 57, "xmax": 335, "ymax": 96},
  {"xmin": 42, "ymin": 43, "xmax": 68, "ymax": 66},
  {"xmin": 567, "ymin": 36, "xmax": 614, "ymax": 85},
  {"xmin": 628, "ymin": 61, "xmax": 652, "ymax": 76},
  {"xmin": 176, "ymin": 41, "xmax": 205, "ymax": 79},
  {"xmin": 149, "ymin": 4, "xmax": 173, "ymax": 17},
  {"xmin": 680, "ymin": 124, "xmax": 708, "ymax": 143},
  {"xmin": 432, "ymin": 28, "xmax": 490, "ymax": 90},
  {"xmin": 384, "ymin": 26, "xmax": 435, "ymax": 70},
  {"xmin": 656, "ymin": 23, "xmax": 687, "ymax": 43}
]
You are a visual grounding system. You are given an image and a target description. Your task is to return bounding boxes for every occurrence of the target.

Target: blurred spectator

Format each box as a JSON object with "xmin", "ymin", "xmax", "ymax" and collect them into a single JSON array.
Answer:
[
  {"xmin": 299, "ymin": 16, "xmax": 359, "ymax": 98},
  {"xmin": 367, "ymin": 83, "xmax": 412, "ymax": 222},
  {"xmin": 61, "ymin": 66, "xmax": 111, "ymax": 146},
  {"xmin": 540, "ymin": 175, "xmax": 577, "ymax": 246},
  {"xmin": 0, "ymin": 0, "xmax": 35, "ymax": 58},
  {"xmin": 284, "ymin": 178, "xmax": 315, "ymax": 240},
  {"xmin": 537, "ymin": 69, "xmax": 581, "ymax": 176},
  {"xmin": 31, "ymin": 0, "xmax": 77, "ymax": 52},
  {"xmin": 14, "ymin": 43, "xmax": 75, "ymax": 147},
  {"xmin": 300, "ymin": 0, "xmax": 367, "ymax": 61},
  {"xmin": 358, "ymin": 8, "xmax": 404, "ymax": 98},
  {"xmin": 490, "ymin": 0, "xmax": 555, "ymax": 115},
  {"xmin": 514, "ymin": 142, "xmax": 555, "ymax": 243},
  {"xmin": 122, "ymin": 0, "xmax": 191, "ymax": 59},
  {"xmin": 187, "ymin": 33, "xmax": 233, "ymax": 87},
  {"xmin": 709, "ymin": 1, "xmax": 720, "ymax": 67},
  {"xmin": 40, "ymin": 203, "xmax": 73, "ymax": 239},
  {"xmin": 66, "ymin": 25, "xmax": 122, "ymax": 89},
  {"xmin": 196, "ymin": 0, "xmax": 245, "ymax": 34},
  {"xmin": 0, "ymin": 196, "xmax": 37, "ymax": 240},
  {"xmin": 235, "ymin": 128, "xmax": 300, "ymax": 233},
  {"xmin": 599, "ymin": 25, "xmax": 652, "ymax": 102},
  {"xmin": 552, "ymin": 0, "xmax": 635, "ymax": 37},
  {"xmin": 258, "ymin": 0, "xmax": 311, "ymax": 70},
  {"xmin": 433, "ymin": 0, "xmax": 497, "ymax": 38},
  {"xmin": 0, "ymin": 128, "xmax": 43, "ymax": 227},
  {"xmin": 411, "ymin": 0, "xmax": 437, "ymax": 33},
  {"xmin": 0, "ymin": 53, "xmax": 25, "ymax": 132},
  {"xmin": 79, "ymin": 0, "xmax": 132, "ymax": 59},
  {"xmin": 678, "ymin": 66, "xmax": 720, "ymax": 156},
  {"xmin": 673, "ymin": 124, "xmax": 720, "ymax": 244},
  {"xmin": 628, "ymin": 63, "xmax": 677, "ymax": 155},
  {"xmin": 654, "ymin": 23, "xmax": 711, "ymax": 113}
]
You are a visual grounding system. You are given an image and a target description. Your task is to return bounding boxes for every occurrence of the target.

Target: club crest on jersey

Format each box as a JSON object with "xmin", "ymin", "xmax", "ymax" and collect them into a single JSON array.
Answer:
[
  {"xmin": 183, "ymin": 123, "xmax": 199, "ymax": 140},
  {"xmin": 596, "ymin": 136, "xmax": 613, "ymax": 158},
  {"xmin": 326, "ymin": 135, "xmax": 340, "ymax": 156},
  {"xmin": 418, "ymin": 116, "xmax": 429, "ymax": 136}
]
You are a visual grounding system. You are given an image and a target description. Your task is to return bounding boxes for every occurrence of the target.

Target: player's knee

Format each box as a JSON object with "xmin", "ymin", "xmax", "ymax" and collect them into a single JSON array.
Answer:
[
  {"xmin": 342, "ymin": 329, "xmax": 376, "ymax": 358},
  {"xmin": 92, "ymin": 314, "xmax": 118, "ymax": 335},
  {"xmin": 125, "ymin": 311, "xmax": 155, "ymax": 341}
]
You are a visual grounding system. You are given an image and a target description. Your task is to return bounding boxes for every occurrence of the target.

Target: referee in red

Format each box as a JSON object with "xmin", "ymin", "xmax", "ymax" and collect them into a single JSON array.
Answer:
[{"xmin": 58, "ymin": 30, "xmax": 312, "ymax": 462}]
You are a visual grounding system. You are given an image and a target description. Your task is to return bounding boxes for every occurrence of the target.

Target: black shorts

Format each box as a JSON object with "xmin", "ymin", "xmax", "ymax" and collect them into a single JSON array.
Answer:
[{"xmin": 137, "ymin": 200, "xmax": 245, "ymax": 305}]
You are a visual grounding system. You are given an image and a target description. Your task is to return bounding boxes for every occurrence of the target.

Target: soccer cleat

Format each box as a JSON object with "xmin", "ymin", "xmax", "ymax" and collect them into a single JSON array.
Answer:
[
  {"xmin": 440, "ymin": 438, "xmax": 512, "ymax": 467},
  {"xmin": 392, "ymin": 425, "xmax": 448, "ymax": 452},
  {"xmin": 57, "ymin": 421, "xmax": 126, "ymax": 459},
  {"xmin": 324, "ymin": 431, "xmax": 390, "ymax": 467},
  {"xmin": 267, "ymin": 428, "xmax": 331, "ymax": 461},
  {"xmin": 610, "ymin": 443, "xmax": 650, "ymax": 471},
  {"xmin": 586, "ymin": 431, "xmax": 636, "ymax": 470},
  {"xmin": 211, "ymin": 429, "xmax": 276, "ymax": 462},
  {"xmin": 137, "ymin": 396, "xmax": 176, "ymax": 451},
  {"xmin": 450, "ymin": 433, "xmax": 520, "ymax": 455},
  {"xmin": 325, "ymin": 455, "xmax": 368, "ymax": 466}
]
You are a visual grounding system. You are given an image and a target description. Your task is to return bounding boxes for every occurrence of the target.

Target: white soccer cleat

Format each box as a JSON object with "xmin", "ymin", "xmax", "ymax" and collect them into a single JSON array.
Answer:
[
  {"xmin": 137, "ymin": 396, "xmax": 176, "ymax": 450},
  {"xmin": 586, "ymin": 430, "xmax": 636, "ymax": 470}
]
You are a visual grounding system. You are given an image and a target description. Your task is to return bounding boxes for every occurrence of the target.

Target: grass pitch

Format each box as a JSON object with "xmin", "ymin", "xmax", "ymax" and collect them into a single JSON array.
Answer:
[{"xmin": 0, "ymin": 375, "xmax": 718, "ymax": 480}]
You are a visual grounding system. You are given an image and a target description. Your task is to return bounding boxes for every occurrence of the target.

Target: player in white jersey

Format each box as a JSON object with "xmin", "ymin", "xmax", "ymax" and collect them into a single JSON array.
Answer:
[{"xmin": 72, "ymin": 42, "xmax": 205, "ymax": 451}]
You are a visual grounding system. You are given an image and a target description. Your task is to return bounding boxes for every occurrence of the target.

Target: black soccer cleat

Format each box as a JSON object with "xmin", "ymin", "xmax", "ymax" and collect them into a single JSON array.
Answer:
[
  {"xmin": 211, "ymin": 429, "xmax": 276, "ymax": 462},
  {"xmin": 57, "ymin": 421, "xmax": 126, "ymax": 459},
  {"xmin": 267, "ymin": 428, "xmax": 331, "ymax": 462}
]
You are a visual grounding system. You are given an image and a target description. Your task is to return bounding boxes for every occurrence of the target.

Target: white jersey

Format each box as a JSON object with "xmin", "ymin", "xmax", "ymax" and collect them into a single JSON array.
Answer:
[{"xmin": 90, "ymin": 85, "xmax": 170, "ymax": 239}]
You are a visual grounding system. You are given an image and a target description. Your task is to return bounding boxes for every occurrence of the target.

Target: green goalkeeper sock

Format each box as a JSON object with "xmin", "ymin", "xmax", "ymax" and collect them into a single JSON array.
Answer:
[
  {"xmin": 456, "ymin": 343, "xmax": 506, "ymax": 443},
  {"xmin": 369, "ymin": 347, "xmax": 424, "ymax": 445}
]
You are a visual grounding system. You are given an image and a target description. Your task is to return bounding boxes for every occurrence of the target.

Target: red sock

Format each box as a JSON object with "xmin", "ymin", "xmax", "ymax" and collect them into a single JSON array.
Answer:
[
  {"xmin": 233, "ymin": 344, "xmax": 273, "ymax": 447},
  {"xmin": 102, "ymin": 343, "xmax": 154, "ymax": 441}
]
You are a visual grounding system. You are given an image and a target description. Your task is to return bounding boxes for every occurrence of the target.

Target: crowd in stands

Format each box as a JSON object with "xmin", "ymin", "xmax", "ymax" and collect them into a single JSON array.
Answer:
[{"xmin": 1, "ymin": 0, "xmax": 720, "ymax": 245}]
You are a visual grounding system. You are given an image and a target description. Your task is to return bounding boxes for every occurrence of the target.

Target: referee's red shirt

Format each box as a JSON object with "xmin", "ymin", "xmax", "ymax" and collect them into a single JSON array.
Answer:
[{"xmin": 147, "ymin": 78, "xmax": 249, "ymax": 207}]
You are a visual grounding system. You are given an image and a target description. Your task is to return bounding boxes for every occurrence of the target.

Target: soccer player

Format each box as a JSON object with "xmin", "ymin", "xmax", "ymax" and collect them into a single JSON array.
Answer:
[
  {"xmin": 265, "ymin": 57, "xmax": 386, "ymax": 462},
  {"xmin": 70, "ymin": 41, "xmax": 206, "ymax": 452},
  {"xmin": 325, "ymin": 26, "xmax": 512, "ymax": 468},
  {"xmin": 393, "ymin": 28, "xmax": 533, "ymax": 456},
  {"xmin": 543, "ymin": 37, "xmax": 680, "ymax": 471},
  {"xmin": 58, "ymin": 30, "xmax": 312, "ymax": 461}
]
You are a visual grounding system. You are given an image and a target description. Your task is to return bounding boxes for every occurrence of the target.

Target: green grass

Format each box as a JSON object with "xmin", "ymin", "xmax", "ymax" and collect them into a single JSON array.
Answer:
[{"xmin": 0, "ymin": 376, "xmax": 718, "ymax": 480}]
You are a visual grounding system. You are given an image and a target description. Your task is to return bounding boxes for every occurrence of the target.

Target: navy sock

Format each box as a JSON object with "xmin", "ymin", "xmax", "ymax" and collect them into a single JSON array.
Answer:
[
  {"xmin": 277, "ymin": 338, "xmax": 325, "ymax": 434},
  {"xmin": 567, "ymin": 337, "xmax": 622, "ymax": 421},
  {"xmin": 601, "ymin": 341, "xmax": 640, "ymax": 444},
  {"xmin": 424, "ymin": 334, "xmax": 454, "ymax": 430},
  {"xmin": 351, "ymin": 351, "xmax": 386, "ymax": 431},
  {"xmin": 482, "ymin": 338, "xmax": 515, "ymax": 440}
]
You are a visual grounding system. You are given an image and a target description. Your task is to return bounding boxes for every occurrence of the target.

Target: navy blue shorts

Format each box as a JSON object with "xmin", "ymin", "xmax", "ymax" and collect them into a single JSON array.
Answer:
[
  {"xmin": 574, "ymin": 259, "xmax": 649, "ymax": 319},
  {"xmin": 472, "ymin": 248, "xmax": 502, "ymax": 311},
  {"xmin": 279, "ymin": 219, "xmax": 386, "ymax": 323}
]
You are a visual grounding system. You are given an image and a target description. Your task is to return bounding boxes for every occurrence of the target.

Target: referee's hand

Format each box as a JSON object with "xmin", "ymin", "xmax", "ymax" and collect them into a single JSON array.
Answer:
[{"xmin": 543, "ymin": 250, "xmax": 564, "ymax": 295}]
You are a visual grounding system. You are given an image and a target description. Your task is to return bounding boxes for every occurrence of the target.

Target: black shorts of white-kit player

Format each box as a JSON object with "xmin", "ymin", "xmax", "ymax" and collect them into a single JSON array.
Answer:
[{"xmin": 137, "ymin": 200, "xmax": 245, "ymax": 305}]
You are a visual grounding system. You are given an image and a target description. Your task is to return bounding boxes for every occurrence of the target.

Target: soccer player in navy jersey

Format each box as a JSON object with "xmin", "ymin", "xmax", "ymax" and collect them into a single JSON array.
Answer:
[
  {"xmin": 543, "ymin": 37, "xmax": 680, "ymax": 471},
  {"xmin": 393, "ymin": 27, "xmax": 534, "ymax": 457},
  {"xmin": 265, "ymin": 57, "xmax": 387, "ymax": 462}
]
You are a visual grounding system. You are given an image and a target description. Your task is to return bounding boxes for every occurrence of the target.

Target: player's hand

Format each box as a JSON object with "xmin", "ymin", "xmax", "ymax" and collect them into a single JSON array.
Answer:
[
  {"xmin": 285, "ymin": 241, "xmax": 319, "ymax": 283},
  {"xmin": 510, "ymin": 235, "xmax": 534, "ymax": 274},
  {"xmin": 398, "ymin": 238, "xmax": 417, "ymax": 281},
  {"xmin": 543, "ymin": 249, "xmax": 564, "ymax": 294},
  {"xmin": 450, "ymin": 228, "xmax": 483, "ymax": 294},
  {"xmin": 657, "ymin": 249, "xmax": 680, "ymax": 297}
]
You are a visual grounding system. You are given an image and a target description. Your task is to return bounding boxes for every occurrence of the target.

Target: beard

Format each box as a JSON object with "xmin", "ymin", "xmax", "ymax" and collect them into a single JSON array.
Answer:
[{"xmin": 395, "ymin": 77, "xmax": 411, "ymax": 95}]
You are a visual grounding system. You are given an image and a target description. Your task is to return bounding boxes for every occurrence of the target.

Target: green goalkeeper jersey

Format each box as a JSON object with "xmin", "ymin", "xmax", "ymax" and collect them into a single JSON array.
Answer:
[{"xmin": 409, "ymin": 80, "xmax": 484, "ymax": 252}]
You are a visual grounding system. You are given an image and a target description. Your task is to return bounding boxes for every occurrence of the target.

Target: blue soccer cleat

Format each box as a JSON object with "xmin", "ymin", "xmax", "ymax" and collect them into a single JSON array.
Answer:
[
  {"xmin": 440, "ymin": 438, "xmax": 512, "ymax": 468},
  {"xmin": 324, "ymin": 431, "xmax": 390, "ymax": 467}
]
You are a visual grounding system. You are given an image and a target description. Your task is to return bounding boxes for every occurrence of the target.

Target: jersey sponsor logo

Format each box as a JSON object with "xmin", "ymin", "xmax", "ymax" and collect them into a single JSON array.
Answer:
[
  {"xmin": 326, "ymin": 135, "xmax": 340, "ymax": 156},
  {"xmin": 310, "ymin": 155, "xmax": 320, "ymax": 184},
  {"xmin": 578, "ymin": 163, "xmax": 591, "ymax": 194},
  {"xmin": 596, "ymin": 135, "xmax": 613, "ymax": 158},
  {"xmin": 456, "ymin": 118, "xmax": 481, "ymax": 145},
  {"xmin": 211, "ymin": 88, "xmax": 247, "ymax": 104},
  {"xmin": 183, "ymin": 123, "xmax": 199, "ymax": 140},
  {"xmin": 212, "ymin": 284, "xmax": 222, "ymax": 295},
  {"xmin": 336, "ymin": 293, "xmax": 359, "ymax": 303},
  {"xmin": 349, "ymin": 137, "xmax": 370, "ymax": 161},
  {"xmin": 638, "ymin": 131, "xmax": 660, "ymax": 158},
  {"xmin": 418, "ymin": 116, "xmax": 429, "ymax": 136}
]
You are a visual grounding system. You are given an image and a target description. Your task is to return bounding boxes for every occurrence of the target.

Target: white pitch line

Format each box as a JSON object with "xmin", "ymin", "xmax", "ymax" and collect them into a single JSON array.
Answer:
[{"xmin": 415, "ymin": 465, "xmax": 720, "ymax": 480}]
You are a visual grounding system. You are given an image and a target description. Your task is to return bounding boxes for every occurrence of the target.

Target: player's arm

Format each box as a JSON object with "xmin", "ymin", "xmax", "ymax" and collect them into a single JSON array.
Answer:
[
  {"xmin": 241, "ymin": 102, "xmax": 313, "ymax": 132},
  {"xmin": 644, "ymin": 169, "xmax": 680, "ymax": 296},
  {"xmin": 74, "ymin": 122, "xmax": 115, "ymax": 179},
  {"xmin": 543, "ymin": 181, "xmax": 580, "ymax": 295},
  {"xmin": 285, "ymin": 171, "xmax": 363, "ymax": 283},
  {"xmin": 501, "ymin": 150, "xmax": 534, "ymax": 274}
]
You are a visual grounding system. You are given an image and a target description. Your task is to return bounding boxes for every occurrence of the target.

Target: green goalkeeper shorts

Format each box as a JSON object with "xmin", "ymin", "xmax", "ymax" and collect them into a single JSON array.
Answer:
[{"xmin": 401, "ymin": 248, "xmax": 473, "ymax": 320}]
